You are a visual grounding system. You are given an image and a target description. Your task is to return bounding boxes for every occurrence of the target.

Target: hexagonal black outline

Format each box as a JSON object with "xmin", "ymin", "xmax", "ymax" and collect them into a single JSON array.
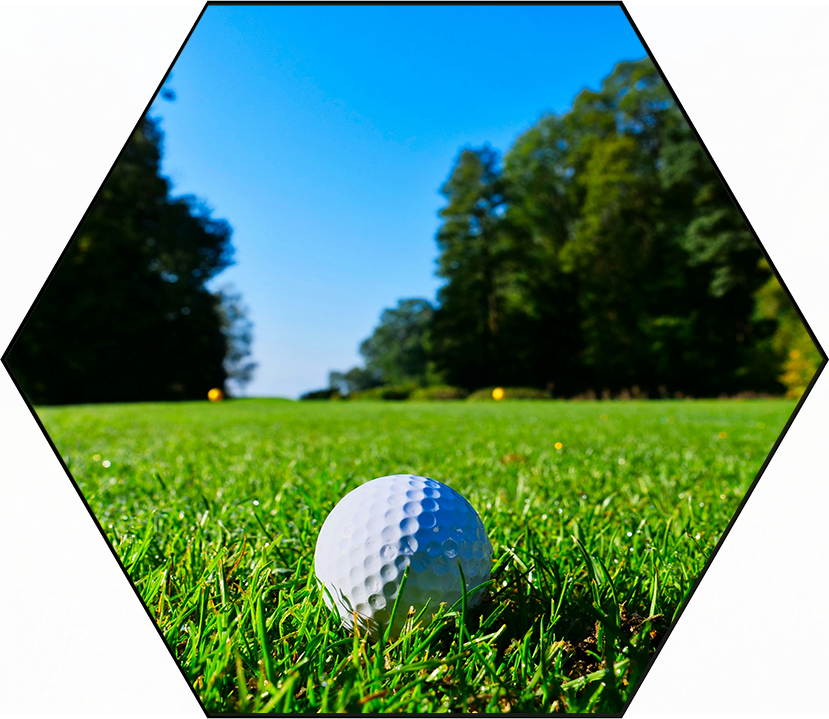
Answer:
[
  {"xmin": 0, "ymin": 3, "xmax": 208, "ymax": 716},
  {"xmin": 1, "ymin": 2, "xmax": 825, "ymax": 716},
  {"xmin": 619, "ymin": 2, "xmax": 829, "ymax": 714}
]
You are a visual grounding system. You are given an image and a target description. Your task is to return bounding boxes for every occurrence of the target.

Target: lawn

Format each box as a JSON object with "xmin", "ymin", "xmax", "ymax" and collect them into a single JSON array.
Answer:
[{"xmin": 37, "ymin": 398, "xmax": 793, "ymax": 713}]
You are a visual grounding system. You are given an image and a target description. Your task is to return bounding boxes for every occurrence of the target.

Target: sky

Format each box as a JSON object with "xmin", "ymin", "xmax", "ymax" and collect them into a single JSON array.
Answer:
[{"xmin": 148, "ymin": 4, "xmax": 647, "ymax": 398}]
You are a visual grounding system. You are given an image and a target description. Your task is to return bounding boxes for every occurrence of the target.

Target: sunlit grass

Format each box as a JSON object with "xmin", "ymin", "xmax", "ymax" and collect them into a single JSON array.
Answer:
[{"xmin": 38, "ymin": 398, "xmax": 792, "ymax": 713}]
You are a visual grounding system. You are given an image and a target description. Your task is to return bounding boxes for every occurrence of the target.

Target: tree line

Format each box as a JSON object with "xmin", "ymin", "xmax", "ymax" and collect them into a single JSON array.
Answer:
[
  {"xmin": 319, "ymin": 58, "xmax": 818, "ymax": 401},
  {"xmin": 7, "ymin": 113, "xmax": 255, "ymax": 405}
]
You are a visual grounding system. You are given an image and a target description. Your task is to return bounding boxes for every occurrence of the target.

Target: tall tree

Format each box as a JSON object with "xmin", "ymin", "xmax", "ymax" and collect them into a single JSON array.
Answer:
[
  {"xmin": 315, "ymin": 58, "xmax": 809, "ymax": 401},
  {"xmin": 7, "ymin": 116, "xmax": 247, "ymax": 404},
  {"xmin": 359, "ymin": 298, "xmax": 437, "ymax": 386},
  {"xmin": 495, "ymin": 57, "xmax": 788, "ymax": 396},
  {"xmin": 501, "ymin": 115, "xmax": 586, "ymax": 394},
  {"xmin": 430, "ymin": 146, "xmax": 508, "ymax": 389}
]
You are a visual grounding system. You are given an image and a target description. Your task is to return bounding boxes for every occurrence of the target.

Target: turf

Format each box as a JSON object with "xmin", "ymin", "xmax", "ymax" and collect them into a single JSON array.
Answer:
[{"xmin": 37, "ymin": 398, "xmax": 793, "ymax": 713}]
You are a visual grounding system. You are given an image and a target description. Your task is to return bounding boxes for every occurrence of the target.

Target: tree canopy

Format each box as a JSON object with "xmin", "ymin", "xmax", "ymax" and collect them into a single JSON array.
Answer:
[
  {"xmin": 359, "ymin": 299, "xmax": 437, "ymax": 387},
  {"xmin": 326, "ymin": 58, "xmax": 817, "ymax": 400}
]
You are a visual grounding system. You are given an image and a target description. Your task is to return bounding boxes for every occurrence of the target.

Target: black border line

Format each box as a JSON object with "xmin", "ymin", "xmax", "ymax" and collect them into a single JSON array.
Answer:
[
  {"xmin": 619, "ymin": 0, "xmax": 829, "ymax": 714},
  {"xmin": 2, "ymin": 2, "xmax": 207, "ymax": 363},
  {"xmin": 620, "ymin": 3, "xmax": 826, "ymax": 361},
  {"xmin": 0, "ymin": 3, "xmax": 209, "ymax": 716},
  {"xmin": 209, "ymin": 716, "xmax": 624, "ymax": 719},
  {"xmin": 0, "ymin": 0, "xmax": 829, "ymax": 716}
]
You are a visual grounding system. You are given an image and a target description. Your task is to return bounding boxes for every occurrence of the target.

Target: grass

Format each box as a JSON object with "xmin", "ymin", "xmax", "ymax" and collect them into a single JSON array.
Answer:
[{"xmin": 36, "ymin": 398, "xmax": 793, "ymax": 713}]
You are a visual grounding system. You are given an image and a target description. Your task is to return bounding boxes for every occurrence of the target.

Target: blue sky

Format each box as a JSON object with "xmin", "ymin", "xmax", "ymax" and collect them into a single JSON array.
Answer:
[{"xmin": 149, "ymin": 4, "xmax": 646, "ymax": 398}]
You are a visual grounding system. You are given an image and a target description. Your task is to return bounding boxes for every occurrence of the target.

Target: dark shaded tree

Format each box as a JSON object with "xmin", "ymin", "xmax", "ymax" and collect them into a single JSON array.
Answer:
[
  {"xmin": 499, "ymin": 115, "xmax": 586, "ymax": 395},
  {"xmin": 478, "ymin": 35, "xmax": 782, "ymax": 395},
  {"xmin": 429, "ymin": 146, "xmax": 509, "ymax": 389}
]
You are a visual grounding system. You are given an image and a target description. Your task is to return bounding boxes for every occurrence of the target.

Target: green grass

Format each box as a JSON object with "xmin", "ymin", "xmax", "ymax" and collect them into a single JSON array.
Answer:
[{"xmin": 37, "ymin": 398, "xmax": 793, "ymax": 713}]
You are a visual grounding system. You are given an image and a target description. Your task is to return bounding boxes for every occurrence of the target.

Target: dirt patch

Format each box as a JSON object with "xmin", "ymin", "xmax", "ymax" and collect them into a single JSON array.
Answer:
[
  {"xmin": 501, "ymin": 453, "xmax": 527, "ymax": 464},
  {"xmin": 564, "ymin": 607, "xmax": 711, "ymax": 695}
]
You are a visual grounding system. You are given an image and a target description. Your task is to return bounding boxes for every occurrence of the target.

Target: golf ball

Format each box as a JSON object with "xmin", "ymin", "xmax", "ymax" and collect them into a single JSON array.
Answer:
[{"xmin": 314, "ymin": 474, "xmax": 493, "ymax": 639}]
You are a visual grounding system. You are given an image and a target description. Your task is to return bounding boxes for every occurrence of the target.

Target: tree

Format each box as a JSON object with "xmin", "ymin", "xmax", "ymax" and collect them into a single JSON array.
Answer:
[
  {"xmin": 321, "ymin": 58, "xmax": 807, "ymax": 400},
  {"xmin": 7, "ymin": 115, "xmax": 248, "ymax": 404},
  {"xmin": 430, "ymin": 146, "xmax": 509, "ymax": 390},
  {"xmin": 501, "ymin": 115, "xmax": 586, "ymax": 395},
  {"xmin": 566, "ymin": 134, "xmax": 664, "ymax": 389},
  {"xmin": 492, "ymin": 57, "xmax": 787, "ymax": 396},
  {"xmin": 217, "ymin": 285, "xmax": 257, "ymax": 395},
  {"xmin": 359, "ymin": 298, "xmax": 438, "ymax": 386},
  {"xmin": 328, "ymin": 366, "xmax": 383, "ymax": 396},
  {"xmin": 326, "ymin": 298, "xmax": 437, "ymax": 396},
  {"xmin": 758, "ymin": 5, "xmax": 829, "ymax": 397}
]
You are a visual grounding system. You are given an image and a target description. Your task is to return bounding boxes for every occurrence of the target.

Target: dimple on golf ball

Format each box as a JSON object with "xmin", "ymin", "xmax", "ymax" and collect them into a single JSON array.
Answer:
[{"xmin": 313, "ymin": 474, "xmax": 493, "ymax": 639}]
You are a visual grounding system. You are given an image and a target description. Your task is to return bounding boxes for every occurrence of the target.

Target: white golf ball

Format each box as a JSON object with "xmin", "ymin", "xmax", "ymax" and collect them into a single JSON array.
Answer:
[{"xmin": 314, "ymin": 474, "xmax": 493, "ymax": 639}]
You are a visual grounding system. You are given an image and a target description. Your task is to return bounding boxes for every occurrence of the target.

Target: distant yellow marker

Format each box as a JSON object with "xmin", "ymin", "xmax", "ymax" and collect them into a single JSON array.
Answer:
[
  {"xmin": 719, "ymin": 431, "xmax": 728, "ymax": 439},
  {"xmin": 492, "ymin": 387, "xmax": 505, "ymax": 401},
  {"xmin": 208, "ymin": 388, "xmax": 224, "ymax": 402},
  {"xmin": 554, "ymin": 442, "xmax": 563, "ymax": 450}
]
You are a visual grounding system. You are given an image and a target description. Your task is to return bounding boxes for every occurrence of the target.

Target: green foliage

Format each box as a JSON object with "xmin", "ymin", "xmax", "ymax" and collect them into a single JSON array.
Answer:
[
  {"xmin": 409, "ymin": 385, "xmax": 468, "ymax": 401},
  {"xmin": 492, "ymin": 35, "xmax": 780, "ymax": 395},
  {"xmin": 468, "ymin": 387, "xmax": 552, "ymax": 401},
  {"xmin": 359, "ymin": 299, "xmax": 439, "ymax": 387},
  {"xmin": 39, "ymin": 398, "xmax": 792, "ymax": 713},
  {"xmin": 329, "ymin": 366, "xmax": 383, "ymax": 396},
  {"xmin": 7, "ymin": 116, "xmax": 250, "ymax": 403},
  {"xmin": 420, "ymin": 57, "xmax": 810, "ymax": 397},
  {"xmin": 304, "ymin": 385, "xmax": 469, "ymax": 402},
  {"xmin": 350, "ymin": 384, "xmax": 417, "ymax": 401},
  {"xmin": 430, "ymin": 146, "xmax": 510, "ymax": 390},
  {"xmin": 300, "ymin": 388, "xmax": 342, "ymax": 401}
]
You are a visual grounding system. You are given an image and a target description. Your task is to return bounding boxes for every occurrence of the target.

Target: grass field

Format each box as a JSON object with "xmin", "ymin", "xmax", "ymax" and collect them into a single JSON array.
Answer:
[{"xmin": 37, "ymin": 398, "xmax": 793, "ymax": 713}]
